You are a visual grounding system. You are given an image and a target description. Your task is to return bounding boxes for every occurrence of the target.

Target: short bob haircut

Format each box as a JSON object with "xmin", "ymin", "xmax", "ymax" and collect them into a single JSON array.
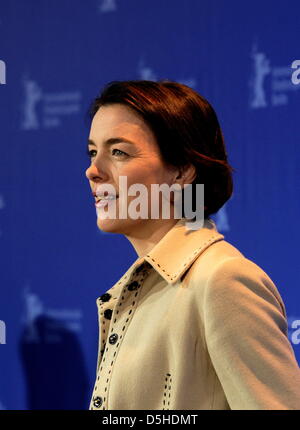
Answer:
[{"xmin": 88, "ymin": 79, "xmax": 235, "ymax": 220}]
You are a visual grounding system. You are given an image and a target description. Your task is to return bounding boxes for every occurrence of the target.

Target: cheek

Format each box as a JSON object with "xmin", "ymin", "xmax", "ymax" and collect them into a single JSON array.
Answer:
[
  {"xmin": 118, "ymin": 158, "xmax": 173, "ymax": 191},
  {"xmin": 148, "ymin": 165, "xmax": 173, "ymax": 185}
]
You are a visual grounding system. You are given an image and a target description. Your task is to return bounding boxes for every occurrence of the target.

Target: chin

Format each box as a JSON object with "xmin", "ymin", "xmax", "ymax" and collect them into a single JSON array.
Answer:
[{"xmin": 96, "ymin": 215, "xmax": 131, "ymax": 234}]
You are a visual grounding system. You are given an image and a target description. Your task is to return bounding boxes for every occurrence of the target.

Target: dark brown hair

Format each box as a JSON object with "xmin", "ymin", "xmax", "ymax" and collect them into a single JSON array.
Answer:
[{"xmin": 88, "ymin": 79, "xmax": 235, "ymax": 220}]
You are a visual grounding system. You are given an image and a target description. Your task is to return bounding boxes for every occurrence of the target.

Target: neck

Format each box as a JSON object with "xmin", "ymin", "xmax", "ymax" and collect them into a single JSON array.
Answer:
[{"xmin": 124, "ymin": 218, "xmax": 180, "ymax": 257}]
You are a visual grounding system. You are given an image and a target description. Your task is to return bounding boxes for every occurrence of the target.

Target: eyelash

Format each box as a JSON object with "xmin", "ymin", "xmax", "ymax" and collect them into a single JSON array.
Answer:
[{"xmin": 86, "ymin": 148, "xmax": 128, "ymax": 158}]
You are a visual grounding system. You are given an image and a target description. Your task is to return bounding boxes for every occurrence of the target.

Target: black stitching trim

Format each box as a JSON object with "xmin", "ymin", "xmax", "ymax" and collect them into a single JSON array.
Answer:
[
  {"xmin": 95, "ymin": 267, "xmax": 150, "ymax": 410},
  {"xmin": 162, "ymin": 373, "xmax": 172, "ymax": 410},
  {"xmin": 147, "ymin": 235, "xmax": 223, "ymax": 281}
]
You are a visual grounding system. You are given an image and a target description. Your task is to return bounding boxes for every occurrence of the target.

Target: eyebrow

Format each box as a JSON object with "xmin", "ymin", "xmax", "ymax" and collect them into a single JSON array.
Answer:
[{"xmin": 87, "ymin": 137, "xmax": 136, "ymax": 147}]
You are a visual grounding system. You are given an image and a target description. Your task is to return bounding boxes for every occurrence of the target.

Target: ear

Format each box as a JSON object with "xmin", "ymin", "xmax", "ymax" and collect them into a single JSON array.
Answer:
[{"xmin": 174, "ymin": 164, "xmax": 197, "ymax": 187}]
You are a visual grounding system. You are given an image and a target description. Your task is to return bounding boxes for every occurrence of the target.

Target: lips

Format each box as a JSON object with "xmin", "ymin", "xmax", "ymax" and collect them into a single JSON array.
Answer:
[
  {"xmin": 95, "ymin": 194, "xmax": 118, "ymax": 201},
  {"xmin": 93, "ymin": 191, "xmax": 118, "ymax": 203},
  {"xmin": 95, "ymin": 195, "xmax": 119, "ymax": 208}
]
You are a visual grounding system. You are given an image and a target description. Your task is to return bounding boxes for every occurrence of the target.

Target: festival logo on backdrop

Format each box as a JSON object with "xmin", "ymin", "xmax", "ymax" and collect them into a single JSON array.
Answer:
[
  {"xmin": 249, "ymin": 42, "xmax": 300, "ymax": 108},
  {"xmin": 20, "ymin": 75, "xmax": 82, "ymax": 130},
  {"xmin": 214, "ymin": 204, "xmax": 230, "ymax": 232},
  {"xmin": 179, "ymin": 77, "xmax": 198, "ymax": 89},
  {"xmin": 249, "ymin": 45, "xmax": 270, "ymax": 108},
  {"xmin": 98, "ymin": 0, "xmax": 117, "ymax": 13},
  {"xmin": 21, "ymin": 79, "xmax": 42, "ymax": 130},
  {"xmin": 137, "ymin": 57, "xmax": 158, "ymax": 81},
  {"xmin": 21, "ymin": 285, "xmax": 83, "ymax": 343},
  {"xmin": 22, "ymin": 286, "xmax": 44, "ymax": 342},
  {"xmin": 137, "ymin": 57, "xmax": 198, "ymax": 90}
]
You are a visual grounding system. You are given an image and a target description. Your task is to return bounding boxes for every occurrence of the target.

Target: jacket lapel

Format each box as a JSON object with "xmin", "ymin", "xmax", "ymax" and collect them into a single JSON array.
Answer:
[
  {"xmin": 145, "ymin": 217, "xmax": 224, "ymax": 284},
  {"xmin": 94, "ymin": 217, "xmax": 224, "ymax": 372}
]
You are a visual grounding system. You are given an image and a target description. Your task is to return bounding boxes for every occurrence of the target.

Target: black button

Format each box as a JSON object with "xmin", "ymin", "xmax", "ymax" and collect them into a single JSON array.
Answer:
[
  {"xmin": 93, "ymin": 396, "xmax": 103, "ymax": 408},
  {"xmin": 134, "ymin": 263, "xmax": 145, "ymax": 274},
  {"xmin": 104, "ymin": 309, "xmax": 112, "ymax": 320},
  {"xmin": 100, "ymin": 293, "xmax": 111, "ymax": 302},
  {"xmin": 128, "ymin": 281, "xmax": 139, "ymax": 291},
  {"xmin": 109, "ymin": 333, "xmax": 118, "ymax": 344}
]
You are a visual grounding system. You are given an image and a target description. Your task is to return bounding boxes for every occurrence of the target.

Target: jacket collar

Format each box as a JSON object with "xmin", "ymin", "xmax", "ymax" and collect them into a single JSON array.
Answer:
[
  {"xmin": 103, "ymin": 217, "xmax": 225, "ymax": 299},
  {"xmin": 144, "ymin": 217, "xmax": 224, "ymax": 284}
]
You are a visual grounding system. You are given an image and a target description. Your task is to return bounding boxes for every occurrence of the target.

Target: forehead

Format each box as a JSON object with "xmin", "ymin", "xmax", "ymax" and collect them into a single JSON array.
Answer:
[{"xmin": 89, "ymin": 103, "xmax": 155, "ymax": 144}]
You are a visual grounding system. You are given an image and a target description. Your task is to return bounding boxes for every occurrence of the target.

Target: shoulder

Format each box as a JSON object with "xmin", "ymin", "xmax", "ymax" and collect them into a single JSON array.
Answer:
[{"xmin": 186, "ymin": 238, "xmax": 287, "ymax": 320}]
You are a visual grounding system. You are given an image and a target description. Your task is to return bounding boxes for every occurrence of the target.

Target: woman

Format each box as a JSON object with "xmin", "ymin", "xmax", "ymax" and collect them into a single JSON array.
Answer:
[{"xmin": 85, "ymin": 80, "xmax": 300, "ymax": 410}]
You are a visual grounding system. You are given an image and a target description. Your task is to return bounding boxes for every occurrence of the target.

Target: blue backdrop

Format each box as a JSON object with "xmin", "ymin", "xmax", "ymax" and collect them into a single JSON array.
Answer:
[{"xmin": 0, "ymin": 0, "xmax": 299, "ymax": 410}]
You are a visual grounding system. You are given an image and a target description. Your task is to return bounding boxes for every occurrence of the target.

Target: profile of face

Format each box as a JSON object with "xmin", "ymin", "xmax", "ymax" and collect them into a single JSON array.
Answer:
[{"xmin": 85, "ymin": 103, "xmax": 185, "ymax": 237}]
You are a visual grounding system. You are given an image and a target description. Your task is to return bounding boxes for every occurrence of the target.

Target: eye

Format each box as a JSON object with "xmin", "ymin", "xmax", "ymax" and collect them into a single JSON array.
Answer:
[
  {"xmin": 86, "ymin": 148, "xmax": 97, "ymax": 158},
  {"xmin": 111, "ymin": 148, "xmax": 128, "ymax": 157}
]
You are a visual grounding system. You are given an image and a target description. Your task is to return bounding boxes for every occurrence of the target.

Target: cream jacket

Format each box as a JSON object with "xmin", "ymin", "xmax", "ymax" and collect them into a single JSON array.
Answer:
[{"xmin": 89, "ymin": 217, "xmax": 300, "ymax": 410}]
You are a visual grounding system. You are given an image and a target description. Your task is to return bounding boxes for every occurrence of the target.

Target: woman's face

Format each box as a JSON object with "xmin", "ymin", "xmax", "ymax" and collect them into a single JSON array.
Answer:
[{"xmin": 85, "ymin": 103, "xmax": 180, "ymax": 236}]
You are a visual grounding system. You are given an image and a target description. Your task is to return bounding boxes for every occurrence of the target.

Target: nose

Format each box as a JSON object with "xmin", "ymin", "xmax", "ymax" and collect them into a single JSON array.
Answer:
[{"xmin": 85, "ymin": 163, "xmax": 107, "ymax": 182}]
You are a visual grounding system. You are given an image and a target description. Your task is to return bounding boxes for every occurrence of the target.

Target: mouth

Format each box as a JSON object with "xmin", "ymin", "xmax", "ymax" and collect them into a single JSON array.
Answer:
[{"xmin": 95, "ymin": 194, "xmax": 119, "ymax": 208}]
